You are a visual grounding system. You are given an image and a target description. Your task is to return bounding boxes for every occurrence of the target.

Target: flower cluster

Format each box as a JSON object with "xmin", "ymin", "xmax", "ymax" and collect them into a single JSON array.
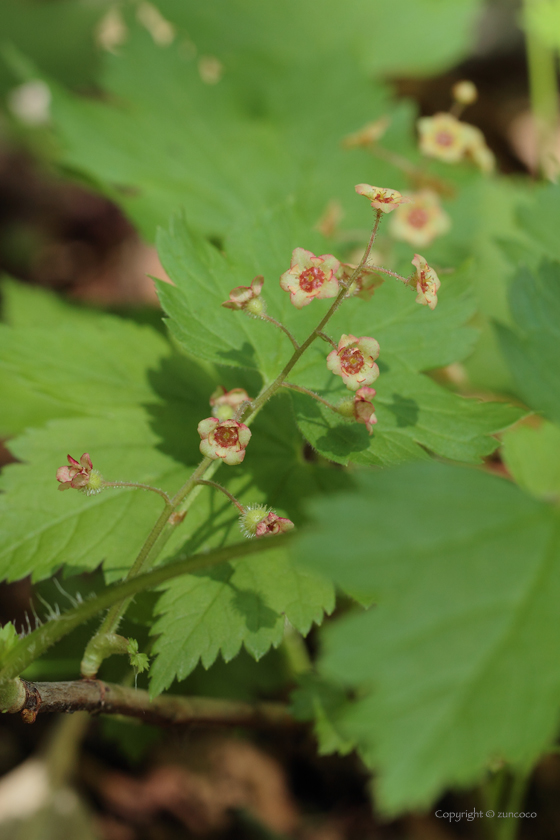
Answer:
[{"xmin": 57, "ymin": 180, "xmax": 448, "ymax": 553}]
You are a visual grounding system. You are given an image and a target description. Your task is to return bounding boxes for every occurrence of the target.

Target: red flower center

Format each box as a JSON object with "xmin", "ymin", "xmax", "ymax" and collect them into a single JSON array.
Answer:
[
  {"xmin": 374, "ymin": 192, "xmax": 393, "ymax": 203},
  {"xmin": 299, "ymin": 266, "xmax": 326, "ymax": 292},
  {"xmin": 407, "ymin": 207, "xmax": 429, "ymax": 229},
  {"xmin": 214, "ymin": 425, "xmax": 239, "ymax": 447},
  {"xmin": 340, "ymin": 346, "xmax": 364, "ymax": 375},
  {"xmin": 436, "ymin": 131, "xmax": 454, "ymax": 147}
]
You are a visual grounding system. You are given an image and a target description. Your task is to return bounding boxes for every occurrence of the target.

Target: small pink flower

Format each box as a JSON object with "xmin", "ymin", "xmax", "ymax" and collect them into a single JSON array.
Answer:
[
  {"xmin": 417, "ymin": 113, "xmax": 468, "ymax": 163},
  {"xmin": 56, "ymin": 453, "xmax": 103, "ymax": 494},
  {"xmin": 255, "ymin": 512, "xmax": 295, "ymax": 538},
  {"xmin": 209, "ymin": 387, "xmax": 251, "ymax": 421},
  {"xmin": 411, "ymin": 254, "xmax": 441, "ymax": 310},
  {"xmin": 353, "ymin": 387, "xmax": 378, "ymax": 434},
  {"xmin": 222, "ymin": 276, "xmax": 265, "ymax": 316},
  {"xmin": 355, "ymin": 184, "xmax": 411, "ymax": 214},
  {"xmin": 198, "ymin": 417, "xmax": 252, "ymax": 465},
  {"xmin": 280, "ymin": 248, "xmax": 339, "ymax": 309},
  {"xmin": 327, "ymin": 334, "xmax": 380, "ymax": 391},
  {"xmin": 389, "ymin": 190, "xmax": 451, "ymax": 248},
  {"xmin": 337, "ymin": 262, "xmax": 385, "ymax": 300}
]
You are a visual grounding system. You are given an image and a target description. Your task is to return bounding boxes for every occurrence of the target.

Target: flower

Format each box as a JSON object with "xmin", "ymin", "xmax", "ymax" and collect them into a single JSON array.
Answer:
[
  {"xmin": 411, "ymin": 254, "xmax": 441, "ymax": 310},
  {"xmin": 209, "ymin": 386, "xmax": 251, "ymax": 421},
  {"xmin": 389, "ymin": 190, "xmax": 451, "ymax": 248},
  {"xmin": 255, "ymin": 512, "xmax": 295, "ymax": 538},
  {"xmin": 337, "ymin": 387, "xmax": 377, "ymax": 434},
  {"xmin": 239, "ymin": 505, "xmax": 295, "ymax": 538},
  {"xmin": 353, "ymin": 387, "xmax": 378, "ymax": 434},
  {"xmin": 280, "ymin": 248, "xmax": 339, "ymax": 309},
  {"xmin": 198, "ymin": 417, "xmax": 251, "ymax": 465},
  {"xmin": 452, "ymin": 80, "xmax": 478, "ymax": 106},
  {"xmin": 222, "ymin": 276, "xmax": 265, "ymax": 316},
  {"xmin": 417, "ymin": 113, "xmax": 495, "ymax": 172},
  {"xmin": 326, "ymin": 334, "xmax": 380, "ymax": 391},
  {"xmin": 417, "ymin": 113, "xmax": 469, "ymax": 163},
  {"xmin": 56, "ymin": 453, "xmax": 104, "ymax": 494},
  {"xmin": 355, "ymin": 184, "xmax": 410, "ymax": 214},
  {"xmin": 337, "ymin": 262, "xmax": 385, "ymax": 300},
  {"xmin": 342, "ymin": 116, "xmax": 390, "ymax": 148}
]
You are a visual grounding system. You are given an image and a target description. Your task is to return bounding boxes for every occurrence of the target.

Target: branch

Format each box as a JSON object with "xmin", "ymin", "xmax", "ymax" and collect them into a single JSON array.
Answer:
[{"xmin": 11, "ymin": 679, "xmax": 297, "ymax": 728}]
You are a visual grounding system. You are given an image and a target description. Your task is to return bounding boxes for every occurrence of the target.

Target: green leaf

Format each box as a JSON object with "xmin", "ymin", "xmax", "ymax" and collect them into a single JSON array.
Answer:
[
  {"xmin": 290, "ymin": 673, "xmax": 355, "ymax": 756},
  {"xmin": 515, "ymin": 184, "xmax": 560, "ymax": 261},
  {"xmin": 0, "ymin": 415, "xmax": 189, "ymax": 582},
  {"xmin": 158, "ymin": 0, "xmax": 483, "ymax": 78},
  {"xmin": 46, "ymin": 20, "xmax": 407, "ymax": 239},
  {"xmin": 158, "ymin": 205, "xmax": 522, "ymax": 466},
  {"xmin": 502, "ymin": 421, "xmax": 560, "ymax": 501},
  {"xmin": 0, "ymin": 0, "xmax": 102, "ymax": 95},
  {"xmin": 293, "ymin": 463, "xmax": 560, "ymax": 814},
  {"xmin": 149, "ymin": 548, "xmax": 335, "ymax": 696},
  {"xmin": 497, "ymin": 261, "xmax": 560, "ymax": 423},
  {"xmin": 0, "ymin": 622, "xmax": 19, "ymax": 665},
  {"xmin": 291, "ymin": 372, "xmax": 523, "ymax": 467}
]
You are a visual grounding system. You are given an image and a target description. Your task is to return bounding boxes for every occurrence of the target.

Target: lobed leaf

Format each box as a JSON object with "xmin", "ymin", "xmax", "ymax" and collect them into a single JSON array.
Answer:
[{"xmin": 293, "ymin": 462, "xmax": 560, "ymax": 813}]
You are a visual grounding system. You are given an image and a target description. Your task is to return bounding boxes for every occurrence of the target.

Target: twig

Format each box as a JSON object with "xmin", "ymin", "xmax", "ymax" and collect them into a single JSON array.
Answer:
[{"xmin": 12, "ymin": 679, "xmax": 297, "ymax": 729}]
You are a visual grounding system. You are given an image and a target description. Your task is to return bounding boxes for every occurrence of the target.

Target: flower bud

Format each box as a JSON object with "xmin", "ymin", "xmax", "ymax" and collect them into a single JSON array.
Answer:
[
  {"xmin": 452, "ymin": 80, "xmax": 478, "ymax": 105},
  {"xmin": 209, "ymin": 387, "xmax": 251, "ymax": 421}
]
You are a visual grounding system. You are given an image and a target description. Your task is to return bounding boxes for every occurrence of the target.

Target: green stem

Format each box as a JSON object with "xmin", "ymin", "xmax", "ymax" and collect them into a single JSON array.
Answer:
[
  {"xmin": 195, "ymin": 479, "xmax": 245, "ymax": 512},
  {"xmin": 260, "ymin": 313, "xmax": 300, "ymax": 349},
  {"xmin": 523, "ymin": 0, "xmax": 560, "ymax": 178},
  {"xmin": 81, "ymin": 212, "xmax": 383, "ymax": 674},
  {"xmin": 104, "ymin": 481, "xmax": 171, "ymax": 504},
  {"xmin": 367, "ymin": 264, "xmax": 411, "ymax": 285},
  {"xmin": 281, "ymin": 382, "xmax": 339, "ymax": 413},
  {"xmin": 1, "ymin": 533, "xmax": 294, "ymax": 685},
  {"xmin": 242, "ymin": 213, "xmax": 382, "ymax": 421}
]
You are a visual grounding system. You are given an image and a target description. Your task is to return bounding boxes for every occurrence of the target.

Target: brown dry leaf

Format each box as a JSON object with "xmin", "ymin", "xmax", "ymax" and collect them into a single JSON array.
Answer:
[{"xmin": 92, "ymin": 734, "xmax": 299, "ymax": 836}]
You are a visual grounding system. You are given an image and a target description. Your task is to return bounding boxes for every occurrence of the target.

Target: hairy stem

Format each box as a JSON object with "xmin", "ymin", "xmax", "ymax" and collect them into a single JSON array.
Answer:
[
  {"xmin": 103, "ymin": 482, "xmax": 171, "ymax": 504},
  {"xmin": 9, "ymin": 679, "xmax": 296, "ymax": 728},
  {"xmin": 195, "ymin": 479, "xmax": 245, "ymax": 513},
  {"xmin": 80, "ymin": 213, "xmax": 382, "ymax": 675},
  {"xmin": 367, "ymin": 264, "xmax": 411, "ymax": 285},
  {"xmin": 1, "ymin": 533, "xmax": 294, "ymax": 684},
  {"xmin": 281, "ymin": 382, "xmax": 339, "ymax": 413},
  {"xmin": 260, "ymin": 313, "xmax": 300, "ymax": 349}
]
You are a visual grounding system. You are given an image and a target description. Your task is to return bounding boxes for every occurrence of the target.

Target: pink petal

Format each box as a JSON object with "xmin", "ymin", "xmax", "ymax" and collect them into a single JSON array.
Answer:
[{"xmin": 80, "ymin": 453, "xmax": 93, "ymax": 471}]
